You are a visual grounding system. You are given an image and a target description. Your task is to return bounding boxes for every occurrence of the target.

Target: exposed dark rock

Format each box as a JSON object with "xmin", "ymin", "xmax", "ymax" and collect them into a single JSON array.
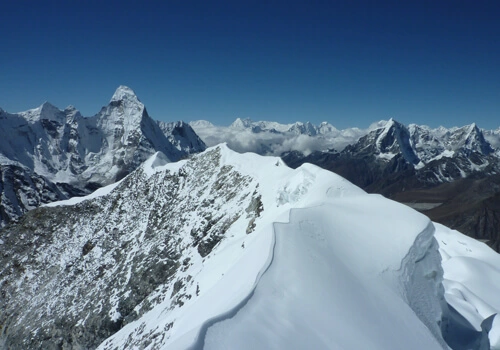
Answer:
[{"xmin": 0, "ymin": 147, "xmax": 261, "ymax": 349}]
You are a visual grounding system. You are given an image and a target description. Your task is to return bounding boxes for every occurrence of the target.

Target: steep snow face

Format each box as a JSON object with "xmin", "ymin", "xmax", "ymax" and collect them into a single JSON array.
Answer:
[
  {"xmin": 20, "ymin": 101, "xmax": 67, "ymax": 124},
  {"xmin": 85, "ymin": 86, "xmax": 184, "ymax": 184},
  {"xmin": 287, "ymin": 121, "xmax": 318, "ymax": 136},
  {"xmin": 0, "ymin": 86, "xmax": 203, "ymax": 185},
  {"xmin": 409, "ymin": 124, "xmax": 448, "ymax": 163},
  {"xmin": 98, "ymin": 148, "xmax": 449, "ymax": 349},
  {"xmin": 445, "ymin": 124, "xmax": 493, "ymax": 156},
  {"xmin": 374, "ymin": 119, "xmax": 419, "ymax": 164},
  {"xmin": 409, "ymin": 123, "xmax": 493, "ymax": 162},
  {"xmin": 110, "ymin": 85, "xmax": 138, "ymax": 102},
  {"xmin": 0, "ymin": 146, "xmax": 263, "ymax": 349},
  {"xmin": 342, "ymin": 119, "xmax": 420, "ymax": 167}
]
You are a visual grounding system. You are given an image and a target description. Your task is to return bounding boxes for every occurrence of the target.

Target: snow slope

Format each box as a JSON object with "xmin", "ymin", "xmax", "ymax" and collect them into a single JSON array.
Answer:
[
  {"xmin": 96, "ymin": 145, "xmax": 448, "ymax": 349},
  {"xmin": 201, "ymin": 203, "xmax": 445, "ymax": 350}
]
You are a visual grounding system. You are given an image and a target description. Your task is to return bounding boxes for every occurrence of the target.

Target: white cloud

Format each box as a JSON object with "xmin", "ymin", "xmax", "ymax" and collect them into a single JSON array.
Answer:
[{"xmin": 191, "ymin": 121, "xmax": 369, "ymax": 156}]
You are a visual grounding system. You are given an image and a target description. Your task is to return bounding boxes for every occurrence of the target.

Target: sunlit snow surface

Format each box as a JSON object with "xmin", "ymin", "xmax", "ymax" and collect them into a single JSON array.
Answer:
[
  {"xmin": 80, "ymin": 145, "xmax": 500, "ymax": 349},
  {"xmin": 435, "ymin": 223, "xmax": 500, "ymax": 347}
]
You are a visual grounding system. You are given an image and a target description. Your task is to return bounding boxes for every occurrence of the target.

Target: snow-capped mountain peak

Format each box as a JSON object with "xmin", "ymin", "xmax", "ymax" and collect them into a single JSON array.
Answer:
[
  {"xmin": 317, "ymin": 121, "xmax": 338, "ymax": 134},
  {"xmin": 157, "ymin": 120, "xmax": 206, "ymax": 154},
  {"xmin": 447, "ymin": 123, "xmax": 493, "ymax": 156},
  {"xmin": 189, "ymin": 120, "xmax": 215, "ymax": 129},
  {"xmin": 110, "ymin": 85, "xmax": 141, "ymax": 104},
  {"xmin": 63, "ymin": 105, "xmax": 82, "ymax": 119},
  {"xmin": 21, "ymin": 101, "xmax": 67, "ymax": 123},
  {"xmin": 230, "ymin": 117, "xmax": 254, "ymax": 129},
  {"xmin": 287, "ymin": 121, "xmax": 317, "ymax": 136}
]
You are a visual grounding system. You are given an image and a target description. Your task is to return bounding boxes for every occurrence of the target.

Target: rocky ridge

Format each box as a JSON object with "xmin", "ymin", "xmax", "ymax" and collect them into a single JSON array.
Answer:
[{"xmin": 0, "ymin": 146, "xmax": 260, "ymax": 349}]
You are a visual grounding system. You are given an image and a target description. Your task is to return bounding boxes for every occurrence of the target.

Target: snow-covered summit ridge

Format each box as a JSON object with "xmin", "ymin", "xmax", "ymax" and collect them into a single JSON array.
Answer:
[
  {"xmin": 19, "ymin": 101, "xmax": 69, "ymax": 123},
  {"xmin": 39, "ymin": 144, "xmax": 448, "ymax": 349}
]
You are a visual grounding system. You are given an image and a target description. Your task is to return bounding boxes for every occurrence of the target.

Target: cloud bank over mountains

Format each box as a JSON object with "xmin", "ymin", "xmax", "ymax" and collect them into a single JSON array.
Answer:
[{"xmin": 190, "ymin": 118, "xmax": 381, "ymax": 156}]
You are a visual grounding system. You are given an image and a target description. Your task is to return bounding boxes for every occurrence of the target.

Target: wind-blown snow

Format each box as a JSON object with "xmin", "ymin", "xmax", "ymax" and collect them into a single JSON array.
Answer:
[{"xmin": 435, "ymin": 223, "xmax": 500, "ymax": 343}]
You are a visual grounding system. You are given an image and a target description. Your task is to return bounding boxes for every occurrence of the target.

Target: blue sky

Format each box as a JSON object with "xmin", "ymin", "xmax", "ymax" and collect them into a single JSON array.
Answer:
[{"xmin": 1, "ymin": 1, "xmax": 499, "ymax": 129}]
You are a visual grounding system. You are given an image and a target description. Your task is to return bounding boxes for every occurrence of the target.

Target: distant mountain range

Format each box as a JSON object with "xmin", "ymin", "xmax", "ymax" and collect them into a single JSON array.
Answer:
[
  {"xmin": 192, "ymin": 118, "xmax": 500, "ymax": 250},
  {"xmin": 0, "ymin": 86, "xmax": 205, "ymax": 227}
]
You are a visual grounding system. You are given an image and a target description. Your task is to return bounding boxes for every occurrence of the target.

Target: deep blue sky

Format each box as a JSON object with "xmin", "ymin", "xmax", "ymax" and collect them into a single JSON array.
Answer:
[{"xmin": 1, "ymin": 0, "xmax": 499, "ymax": 129}]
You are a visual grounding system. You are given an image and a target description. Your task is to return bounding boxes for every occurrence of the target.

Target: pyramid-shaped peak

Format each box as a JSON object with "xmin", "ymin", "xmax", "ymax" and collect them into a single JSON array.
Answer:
[
  {"xmin": 230, "ymin": 117, "xmax": 253, "ymax": 129},
  {"xmin": 40, "ymin": 101, "xmax": 58, "ymax": 110},
  {"xmin": 384, "ymin": 118, "xmax": 404, "ymax": 128},
  {"xmin": 19, "ymin": 101, "xmax": 67, "ymax": 123},
  {"xmin": 468, "ymin": 122, "xmax": 478, "ymax": 132},
  {"xmin": 39, "ymin": 102, "xmax": 63, "ymax": 117},
  {"xmin": 110, "ymin": 85, "xmax": 140, "ymax": 103},
  {"xmin": 64, "ymin": 105, "xmax": 82, "ymax": 118}
]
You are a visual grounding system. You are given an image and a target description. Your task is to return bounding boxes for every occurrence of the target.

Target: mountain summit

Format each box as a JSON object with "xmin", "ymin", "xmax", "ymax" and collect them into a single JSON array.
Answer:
[{"xmin": 110, "ymin": 85, "xmax": 140, "ymax": 103}]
